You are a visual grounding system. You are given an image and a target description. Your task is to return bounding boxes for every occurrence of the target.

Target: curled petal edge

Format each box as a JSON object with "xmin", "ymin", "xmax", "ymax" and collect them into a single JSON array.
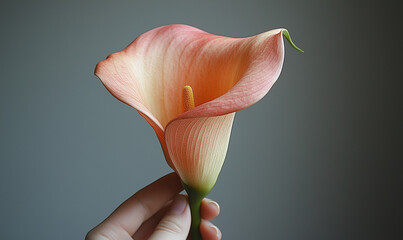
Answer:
[{"xmin": 172, "ymin": 29, "xmax": 286, "ymax": 121}]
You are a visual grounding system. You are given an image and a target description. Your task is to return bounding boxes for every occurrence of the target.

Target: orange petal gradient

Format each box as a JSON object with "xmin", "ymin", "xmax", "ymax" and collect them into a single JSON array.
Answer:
[{"xmin": 95, "ymin": 24, "xmax": 286, "ymax": 190}]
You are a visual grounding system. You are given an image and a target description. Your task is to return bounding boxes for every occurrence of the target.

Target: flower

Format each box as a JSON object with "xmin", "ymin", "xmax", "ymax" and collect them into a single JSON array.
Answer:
[
  {"xmin": 95, "ymin": 24, "xmax": 302, "ymax": 239},
  {"xmin": 95, "ymin": 24, "xmax": 301, "ymax": 193}
]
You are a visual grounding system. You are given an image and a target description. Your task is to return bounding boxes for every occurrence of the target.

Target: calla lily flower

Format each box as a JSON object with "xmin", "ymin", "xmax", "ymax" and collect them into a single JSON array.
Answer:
[{"xmin": 95, "ymin": 24, "xmax": 301, "ymax": 239}]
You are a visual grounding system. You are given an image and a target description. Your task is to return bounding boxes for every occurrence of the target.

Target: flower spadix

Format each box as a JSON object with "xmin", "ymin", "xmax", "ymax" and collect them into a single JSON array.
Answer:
[{"xmin": 95, "ymin": 24, "xmax": 301, "ymax": 193}]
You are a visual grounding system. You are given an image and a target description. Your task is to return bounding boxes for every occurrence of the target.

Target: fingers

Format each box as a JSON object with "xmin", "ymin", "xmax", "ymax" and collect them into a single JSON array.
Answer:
[
  {"xmin": 200, "ymin": 220, "xmax": 222, "ymax": 240},
  {"xmin": 132, "ymin": 202, "xmax": 169, "ymax": 239},
  {"xmin": 134, "ymin": 197, "xmax": 221, "ymax": 239},
  {"xmin": 134, "ymin": 197, "xmax": 220, "ymax": 238},
  {"xmin": 201, "ymin": 198, "xmax": 220, "ymax": 220},
  {"xmin": 147, "ymin": 195, "xmax": 191, "ymax": 240},
  {"xmin": 200, "ymin": 199, "xmax": 221, "ymax": 240},
  {"xmin": 86, "ymin": 172, "xmax": 222, "ymax": 240},
  {"xmin": 95, "ymin": 173, "xmax": 183, "ymax": 237}
]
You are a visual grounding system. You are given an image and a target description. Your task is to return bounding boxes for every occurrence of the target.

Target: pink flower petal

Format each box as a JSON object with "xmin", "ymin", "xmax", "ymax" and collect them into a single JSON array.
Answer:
[{"xmin": 95, "ymin": 24, "xmax": 289, "ymax": 186}]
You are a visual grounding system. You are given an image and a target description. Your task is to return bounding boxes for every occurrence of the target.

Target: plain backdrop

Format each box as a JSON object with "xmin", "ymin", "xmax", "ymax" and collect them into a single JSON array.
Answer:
[{"xmin": 0, "ymin": 0, "xmax": 401, "ymax": 239}]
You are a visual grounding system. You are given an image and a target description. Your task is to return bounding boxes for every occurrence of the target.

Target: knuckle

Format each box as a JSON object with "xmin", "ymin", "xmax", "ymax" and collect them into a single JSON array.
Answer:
[
  {"xmin": 133, "ymin": 195, "xmax": 153, "ymax": 218},
  {"xmin": 155, "ymin": 217, "xmax": 185, "ymax": 235}
]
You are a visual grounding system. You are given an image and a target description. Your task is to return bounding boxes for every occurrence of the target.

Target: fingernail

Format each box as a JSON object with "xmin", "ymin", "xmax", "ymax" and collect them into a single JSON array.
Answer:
[
  {"xmin": 170, "ymin": 195, "xmax": 187, "ymax": 215},
  {"xmin": 207, "ymin": 199, "xmax": 220, "ymax": 212},
  {"xmin": 208, "ymin": 222, "xmax": 221, "ymax": 238}
]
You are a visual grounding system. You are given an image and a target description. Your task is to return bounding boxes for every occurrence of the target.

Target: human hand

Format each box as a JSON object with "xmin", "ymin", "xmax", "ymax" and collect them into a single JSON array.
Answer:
[{"xmin": 86, "ymin": 172, "xmax": 221, "ymax": 240}]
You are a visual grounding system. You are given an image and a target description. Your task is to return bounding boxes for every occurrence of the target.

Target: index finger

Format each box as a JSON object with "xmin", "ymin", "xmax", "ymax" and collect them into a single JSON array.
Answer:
[{"xmin": 101, "ymin": 172, "xmax": 183, "ymax": 236}]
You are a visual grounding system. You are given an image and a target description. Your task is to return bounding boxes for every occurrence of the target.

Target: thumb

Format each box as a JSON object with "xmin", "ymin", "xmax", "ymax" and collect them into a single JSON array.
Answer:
[{"xmin": 148, "ymin": 195, "xmax": 191, "ymax": 240}]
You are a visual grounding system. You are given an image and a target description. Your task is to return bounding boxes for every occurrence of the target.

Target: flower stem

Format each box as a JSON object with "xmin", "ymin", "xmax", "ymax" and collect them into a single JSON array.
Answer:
[{"xmin": 183, "ymin": 183, "xmax": 208, "ymax": 240}]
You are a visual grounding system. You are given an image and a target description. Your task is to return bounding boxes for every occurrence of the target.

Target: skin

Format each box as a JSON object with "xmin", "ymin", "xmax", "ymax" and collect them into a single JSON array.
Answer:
[{"xmin": 86, "ymin": 173, "xmax": 221, "ymax": 240}]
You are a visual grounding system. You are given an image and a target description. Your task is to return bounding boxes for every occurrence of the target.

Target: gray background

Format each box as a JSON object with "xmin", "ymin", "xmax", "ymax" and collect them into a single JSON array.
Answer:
[{"xmin": 0, "ymin": 0, "xmax": 401, "ymax": 239}]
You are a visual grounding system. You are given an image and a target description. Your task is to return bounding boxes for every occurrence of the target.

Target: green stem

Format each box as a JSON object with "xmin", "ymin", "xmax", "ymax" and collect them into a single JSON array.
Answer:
[{"xmin": 183, "ymin": 183, "xmax": 209, "ymax": 240}]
